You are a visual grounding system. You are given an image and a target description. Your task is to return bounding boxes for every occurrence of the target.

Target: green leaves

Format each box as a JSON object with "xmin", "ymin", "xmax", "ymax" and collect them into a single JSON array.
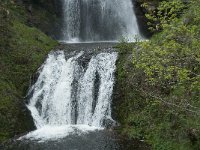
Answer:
[{"xmin": 143, "ymin": 0, "xmax": 185, "ymax": 32}]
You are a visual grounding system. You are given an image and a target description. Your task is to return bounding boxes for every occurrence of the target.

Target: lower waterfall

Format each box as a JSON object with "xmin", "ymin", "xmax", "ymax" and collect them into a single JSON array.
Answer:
[{"xmin": 20, "ymin": 49, "xmax": 118, "ymax": 141}]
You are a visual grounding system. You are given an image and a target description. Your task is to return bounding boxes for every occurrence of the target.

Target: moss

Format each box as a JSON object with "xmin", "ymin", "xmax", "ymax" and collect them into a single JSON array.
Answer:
[
  {"xmin": 5, "ymin": 20, "xmax": 57, "ymax": 94},
  {"xmin": 0, "ymin": 1, "xmax": 58, "ymax": 143}
]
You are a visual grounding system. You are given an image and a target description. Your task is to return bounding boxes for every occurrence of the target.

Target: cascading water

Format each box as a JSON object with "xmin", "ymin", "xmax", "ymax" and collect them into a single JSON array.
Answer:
[
  {"xmin": 20, "ymin": 50, "xmax": 118, "ymax": 141},
  {"xmin": 16, "ymin": 0, "xmax": 141, "ymax": 146},
  {"xmin": 61, "ymin": 0, "xmax": 140, "ymax": 42}
]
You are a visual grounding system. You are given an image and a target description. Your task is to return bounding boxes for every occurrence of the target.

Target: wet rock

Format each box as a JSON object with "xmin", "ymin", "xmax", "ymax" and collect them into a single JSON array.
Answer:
[
  {"xmin": 102, "ymin": 118, "xmax": 120, "ymax": 129},
  {"xmin": 133, "ymin": 0, "xmax": 154, "ymax": 38},
  {"xmin": 28, "ymin": 4, "xmax": 32, "ymax": 14},
  {"xmin": 188, "ymin": 128, "xmax": 199, "ymax": 144},
  {"xmin": 183, "ymin": 17, "xmax": 191, "ymax": 25}
]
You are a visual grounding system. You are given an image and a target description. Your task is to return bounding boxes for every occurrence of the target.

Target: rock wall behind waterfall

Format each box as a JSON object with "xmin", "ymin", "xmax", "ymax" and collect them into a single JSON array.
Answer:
[{"xmin": 17, "ymin": 0, "xmax": 63, "ymax": 39}]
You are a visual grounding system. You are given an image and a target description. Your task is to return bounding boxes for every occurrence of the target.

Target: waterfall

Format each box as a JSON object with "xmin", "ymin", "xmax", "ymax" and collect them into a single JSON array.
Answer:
[
  {"xmin": 21, "ymin": 50, "xmax": 118, "ymax": 141},
  {"xmin": 61, "ymin": 0, "xmax": 140, "ymax": 42},
  {"xmin": 18, "ymin": 0, "xmax": 140, "ymax": 143}
]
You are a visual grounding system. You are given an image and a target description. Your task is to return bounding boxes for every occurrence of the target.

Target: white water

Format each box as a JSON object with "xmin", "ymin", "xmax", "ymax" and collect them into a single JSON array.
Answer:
[
  {"xmin": 77, "ymin": 53, "xmax": 117, "ymax": 127},
  {"xmin": 21, "ymin": 51, "xmax": 118, "ymax": 141},
  {"xmin": 62, "ymin": 0, "xmax": 140, "ymax": 42},
  {"xmin": 21, "ymin": 125, "xmax": 100, "ymax": 142}
]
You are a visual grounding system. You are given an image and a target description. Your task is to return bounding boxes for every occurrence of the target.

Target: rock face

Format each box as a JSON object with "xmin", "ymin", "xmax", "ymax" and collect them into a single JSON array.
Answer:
[
  {"xmin": 29, "ymin": 0, "xmax": 62, "ymax": 16},
  {"xmin": 20, "ymin": 0, "xmax": 63, "ymax": 39},
  {"xmin": 132, "ymin": 0, "xmax": 157, "ymax": 38},
  {"xmin": 133, "ymin": 0, "xmax": 152, "ymax": 38},
  {"xmin": 102, "ymin": 118, "xmax": 119, "ymax": 129}
]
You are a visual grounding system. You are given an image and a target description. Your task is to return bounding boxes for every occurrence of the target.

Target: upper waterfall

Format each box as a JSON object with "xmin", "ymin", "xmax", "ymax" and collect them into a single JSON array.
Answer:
[{"xmin": 61, "ymin": 0, "xmax": 140, "ymax": 42}]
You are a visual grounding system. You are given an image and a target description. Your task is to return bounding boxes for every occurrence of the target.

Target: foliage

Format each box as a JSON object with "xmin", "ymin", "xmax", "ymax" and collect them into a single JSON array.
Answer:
[
  {"xmin": 116, "ymin": 0, "xmax": 200, "ymax": 149},
  {"xmin": 142, "ymin": 0, "xmax": 185, "ymax": 31},
  {"xmin": 134, "ymin": 0, "xmax": 200, "ymax": 111}
]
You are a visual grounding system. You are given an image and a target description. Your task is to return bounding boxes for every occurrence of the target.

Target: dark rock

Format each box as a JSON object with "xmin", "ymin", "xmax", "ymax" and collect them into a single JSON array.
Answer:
[
  {"xmin": 29, "ymin": 0, "xmax": 62, "ymax": 16},
  {"xmin": 102, "ymin": 118, "xmax": 120, "ymax": 129},
  {"xmin": 28, "ymin": 4, "xmax": 32, "ymax": 14},
  {"xmin": 183, "ymin": 17, "xmax": 191, "ymax": 25},
  {"xmin": 188, "ymin": 128, "xmax": 199, "ymax": 144},
  {"xmin": 16, "ymin": 0, "xmax": 23, "ymax": 5},
  {"xmin": 133, "ymin": 0, "xmax": 153, "ymax": 38},
  {"xmin": 20, "ymin": 0, "xmax": 63, "ymax": 39}
]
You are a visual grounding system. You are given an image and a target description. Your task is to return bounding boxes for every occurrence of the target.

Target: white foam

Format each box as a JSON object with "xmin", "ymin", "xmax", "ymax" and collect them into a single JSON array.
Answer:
[
  {"xmin": 19, "ymin": 125, "xmax": 102, "ymax": 142},
  {"xmin": 59, "ymin": 40, "xmax": 118, "ymax": 44}
]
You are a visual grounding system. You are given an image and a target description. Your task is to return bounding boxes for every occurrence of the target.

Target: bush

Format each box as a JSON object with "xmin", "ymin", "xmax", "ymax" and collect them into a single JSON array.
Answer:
[{"xmin": 142, "ymin": 0, "xmax": 186, "ymax": 32}]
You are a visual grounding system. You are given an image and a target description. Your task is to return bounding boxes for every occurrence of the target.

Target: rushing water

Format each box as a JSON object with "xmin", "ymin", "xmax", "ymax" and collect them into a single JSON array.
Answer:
[
  {"xmin": 17, "ymin": 48, "xmax": 118, "ymax": 142},
  {"xmin": 61, "ymin": 0, "xmax": 140, "ymax": 42}
]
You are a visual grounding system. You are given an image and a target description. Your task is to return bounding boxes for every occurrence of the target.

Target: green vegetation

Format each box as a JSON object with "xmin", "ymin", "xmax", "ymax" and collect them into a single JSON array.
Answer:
[
  {"xmin": 0, "ymin": 1, "xmax": 58, "ymax": 143},
  {"xmin": 115, "ymin": 0, "xmax": 200, "ymax": 149},
  {"xmin": 142, "ymin": 0, "xmax": 186, "ymax": 31}
]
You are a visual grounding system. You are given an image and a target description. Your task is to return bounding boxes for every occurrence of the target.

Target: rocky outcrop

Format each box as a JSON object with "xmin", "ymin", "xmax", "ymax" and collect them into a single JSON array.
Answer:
[
  {"xmin": 16, "ymin": 0, "xmax": 63, "ymax": 39},
  {"xmin": 133, "ymin": 1, "xmax": 151, "ymax": 38},
  {"xmin": 132, "ymin": 0, "xmax": 159, "ymax": 38},
  {"xmin": 28, "ymin": 0, "xmax": 62, "ymax": 16}
]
